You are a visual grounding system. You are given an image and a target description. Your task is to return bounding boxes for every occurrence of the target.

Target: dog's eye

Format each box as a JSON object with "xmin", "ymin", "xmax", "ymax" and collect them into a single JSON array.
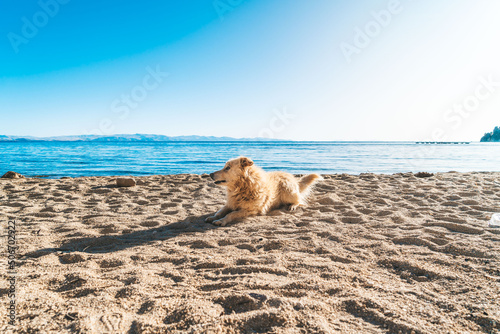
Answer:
[{"xmin": 224, "ymin": 166, "xmax": 230, "ymax": 171}]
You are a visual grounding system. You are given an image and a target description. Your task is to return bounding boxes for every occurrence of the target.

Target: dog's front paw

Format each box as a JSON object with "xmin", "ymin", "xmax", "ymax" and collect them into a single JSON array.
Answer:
[
  {"xmin": 288, "ymin": 203, "xmax": 300, "ymax": 211},
  {"xmin": 212, "ymin": 219, "xmax": 228, "ymax": 227},
  {"xmin": 205, "ymin": 216, "xmax": 216, "ymax": 223}
]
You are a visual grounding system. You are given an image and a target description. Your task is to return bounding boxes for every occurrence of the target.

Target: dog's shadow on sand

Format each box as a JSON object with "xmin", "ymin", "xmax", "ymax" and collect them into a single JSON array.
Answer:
[{"xmin": 28, "ymin": 215, "xmax": 222, "ymax": 256}]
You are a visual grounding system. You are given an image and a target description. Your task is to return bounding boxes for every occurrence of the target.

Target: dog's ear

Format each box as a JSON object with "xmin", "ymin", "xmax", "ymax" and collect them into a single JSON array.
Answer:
[{"xmin": 240, "ymin": 157, "xmax": 254, "ymax": 168}]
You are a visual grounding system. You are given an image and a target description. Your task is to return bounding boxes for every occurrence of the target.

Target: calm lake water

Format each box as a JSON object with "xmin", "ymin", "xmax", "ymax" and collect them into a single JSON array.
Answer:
[{"xmin": 1, "ymin": 141, "xmax": 499, "ymax": 178}]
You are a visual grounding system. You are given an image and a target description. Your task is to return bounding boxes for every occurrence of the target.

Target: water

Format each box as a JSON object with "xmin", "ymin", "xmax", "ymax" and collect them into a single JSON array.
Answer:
[{"xmin": 0, "ymin": 141, "xmax": 499, "ymax": 179}]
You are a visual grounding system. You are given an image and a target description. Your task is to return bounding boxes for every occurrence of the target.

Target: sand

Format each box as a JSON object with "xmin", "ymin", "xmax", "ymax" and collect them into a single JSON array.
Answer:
[{"xmin": 1, "ymin": 172, "xmax": 499, "ymax": 333}]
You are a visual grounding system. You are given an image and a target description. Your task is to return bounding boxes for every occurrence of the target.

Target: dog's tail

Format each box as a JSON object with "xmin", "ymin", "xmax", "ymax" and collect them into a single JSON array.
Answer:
[{"xmin": 298, "ymin": 173, "xmax": 322, "ymax": 198}]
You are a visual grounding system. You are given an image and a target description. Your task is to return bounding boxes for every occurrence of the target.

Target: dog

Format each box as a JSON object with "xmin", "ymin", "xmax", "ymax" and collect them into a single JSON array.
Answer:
[{"xmin": 205, "ymin": 157, "xmax": 321, "ymax": 226}]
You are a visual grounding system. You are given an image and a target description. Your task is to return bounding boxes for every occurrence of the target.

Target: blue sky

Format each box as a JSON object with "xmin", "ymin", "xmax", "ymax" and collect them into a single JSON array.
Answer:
[{"xmin": 1, "ymin": 0, "xmax": 499, "ymax": 141}]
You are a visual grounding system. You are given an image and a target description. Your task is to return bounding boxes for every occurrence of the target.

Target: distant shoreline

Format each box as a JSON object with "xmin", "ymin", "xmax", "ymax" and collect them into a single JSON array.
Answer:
[
  {"xmin": 0, "ymin": 134, "xmax": 286, "ymax": 142},
  {"xmin": 0, "ymin": 139, "xmax": 488, "ymax": 144},
  {"xmin": 0, "ymin": 134, "xmax": 487, "ymax": 143}
]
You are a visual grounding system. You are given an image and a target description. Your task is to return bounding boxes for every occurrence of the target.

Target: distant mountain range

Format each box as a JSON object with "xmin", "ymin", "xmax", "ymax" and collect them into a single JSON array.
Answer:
[
  {"xmin": 480, "ymin": 126, "xmax": 500, "ymax": 142},
  {"xmin": 0, "ymin": 134, "xmax": 285, "ymax": 142}
]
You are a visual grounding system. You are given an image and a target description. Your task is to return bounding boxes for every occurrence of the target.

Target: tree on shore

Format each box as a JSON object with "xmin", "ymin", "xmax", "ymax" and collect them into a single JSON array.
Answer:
[{"xmin": 480, "ymin": 126, "xmax": 500, "ymax": 142}]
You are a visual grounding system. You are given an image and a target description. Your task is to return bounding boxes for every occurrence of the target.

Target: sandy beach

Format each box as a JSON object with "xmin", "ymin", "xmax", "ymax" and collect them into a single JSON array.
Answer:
[{"xmin": 1, "ymin": 172, "xmax": 499, "ymax": 333}]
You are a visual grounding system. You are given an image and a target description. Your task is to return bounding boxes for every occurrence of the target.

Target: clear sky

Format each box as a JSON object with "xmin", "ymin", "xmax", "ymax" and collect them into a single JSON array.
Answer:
[{"xmin": 1, "ymin": 0, "xmax": 499, "ymax": 141}]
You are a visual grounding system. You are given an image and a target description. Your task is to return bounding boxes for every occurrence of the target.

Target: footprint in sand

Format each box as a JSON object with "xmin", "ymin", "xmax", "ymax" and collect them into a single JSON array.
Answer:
[
  {"xmin": 4, "ymin": 201, "xmax": 26, "ymax": 207},
  {"xmin": 28, "ymin": 192, "xmax": 46, "ymax": 199},
  {"xmin": 221, "ymin": 265, "xmax": 288, "ymax": 276},
  {"xmin": 91, "ymin": 188, "xmax": 113, "ymax": 195},
  {"xmin": 139, "ymin": 220, "xmax": 160, "ymax": 227},
  {"xmin": 198, "ymin": 282, "xmax": 238, "ymax": 292},
  {"xmin": 30, "ymin": 212, "xmax": 57, "ymax": 218},
  {"xmin": 391, "ymin": 236, "xmax": 435, "ymax": 248},
  {"xmin": 424, "ymin": 221, "xmax": 483, "ymax": 235},
  {"xmin": 470, "ymin": 205, "xmax": 498, "ymax": 212},
  {"xmin": 241, "ymin": 311, "xmax": 289, "ymax": 333},
  {"xmin": 159, "ymin": 271, "xmax": 185, "ymax": 282},
  {"xmin": 99, "ymin": 224, "xmax": 119, "ymax": 234},
  {"xmin": 146, "ymin": 197, "xmax": 161, "ymax": 204},
  {"xmin": 115, "ymin": 287, "xmax": 135, "ymax": 298},
  {"xmin": 163, "ymin": 210, "xmax": 180, "ymax": 215},
  {"xmin": 465, "ymin": 210, "xmax": 483, "ymax": 217},
  {"xmin": 64, "ymin": 194, "xmax": 79, "ymax": 200},
  {"xmin": 214, "ymin": 294, "xmax": 262, "ymax": 314},
  {"xmin": 178, "ymin": 240, "xmax": 217, "ymax": 249},
  {"xmin": 49, "ymin": 274, "xmax": 87, "ymax": 292},
  {"xmin": 358, "ymin": 208, "xmax": 375, "ymax": 215},
  {"xmin": 40, "ymin": 206, "xmax": 58, "ymax": 212},
  {"xmin": 423, "ymin": 236, "xmax": 450, "ymax": 246},
  {"xmin": 99, "ymin": 259, "xmax": 125, "ymax": 268},
  {"xmin": 433, "ymin": 215, "xmax": 468, "ymax": 224},
  {"xmin": 137, "ymin": 300, "xmax": 155, "ymax": 315},
  {"xmin": 461, "ymin": 199, "xmax": 480, "ymax": 205},
  {"xmin": 160, "ymin": 202, "xmax": 178, "ymax": 209},
  {"xmin": 55, "ymin": 226, "xmax": 75, "ymax": 233},
  {"xmin": 341, "ymin": 216, "xmax": 366, "ymax": 224},
  {"xmin": 193, "ymin": 261, "xmax": 226, "ymax": 269},
  {"xmin": 59, "ymin": 253, "xmax": 86, "ymax": 264},
  {"xmin": 235, "ymin": 243, "xmax": 258, "ymax": 252},
  {"xmin": 94, "ymin": 314, "xmax": 127, "ymax": 333},
  {"xmin": 163, "ymin": 300, "xmax": 223, "ymax": 329},
  {"xmin": 457, "ymin": 191, "xmax": 477, "ymax": 197}
]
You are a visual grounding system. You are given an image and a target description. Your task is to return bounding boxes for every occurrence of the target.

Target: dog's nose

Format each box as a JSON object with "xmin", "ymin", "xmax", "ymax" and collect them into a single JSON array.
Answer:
[{"xmin": 210, "ymin": 173, "xmax": 214, "ymax": 179}]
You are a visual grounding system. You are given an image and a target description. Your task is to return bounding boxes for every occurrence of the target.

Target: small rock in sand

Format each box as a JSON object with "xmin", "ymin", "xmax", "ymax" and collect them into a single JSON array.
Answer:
[
  {"xmin": 116, "ymin": 178, "xmax": 136, "ymax": 187},
  {"xmin": 1, "ymin": 171, "xmax": 25, "ymax": 179},
  {"xmin": 415, "ymin": 172, "xmax": 434, "ymax": 178}
]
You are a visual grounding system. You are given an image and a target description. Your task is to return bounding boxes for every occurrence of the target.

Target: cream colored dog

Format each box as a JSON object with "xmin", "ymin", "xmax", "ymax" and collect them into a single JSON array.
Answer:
[{"xmin": 205, "ymin": 157, "xmax": 321, "ymax": 226}]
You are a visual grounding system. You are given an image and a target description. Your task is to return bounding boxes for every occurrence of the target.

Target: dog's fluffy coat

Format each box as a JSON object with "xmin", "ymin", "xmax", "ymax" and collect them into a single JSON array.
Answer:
[{"xmin": 206, "ymin": 157, "xmax": 321, "ymax": 226}]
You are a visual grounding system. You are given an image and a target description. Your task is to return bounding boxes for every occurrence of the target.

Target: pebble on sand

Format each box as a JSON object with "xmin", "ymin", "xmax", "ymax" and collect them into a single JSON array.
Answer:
[
  {"xmin": 414, "ymin": 172, "xmax": 434, "ymax": 178},
  {"xmin": 116, "ymin": 177, "xmax": 136, "ymax": 187},
  {"xmin": 1, "ymin": 171, "xmax": 25, "ymax": 179}
]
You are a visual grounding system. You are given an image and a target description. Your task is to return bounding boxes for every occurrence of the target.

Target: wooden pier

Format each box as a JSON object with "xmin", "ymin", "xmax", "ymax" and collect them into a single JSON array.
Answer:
[{"xmin": 415, "ymin": 142, "xmax": 470, "ymax": 145}]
